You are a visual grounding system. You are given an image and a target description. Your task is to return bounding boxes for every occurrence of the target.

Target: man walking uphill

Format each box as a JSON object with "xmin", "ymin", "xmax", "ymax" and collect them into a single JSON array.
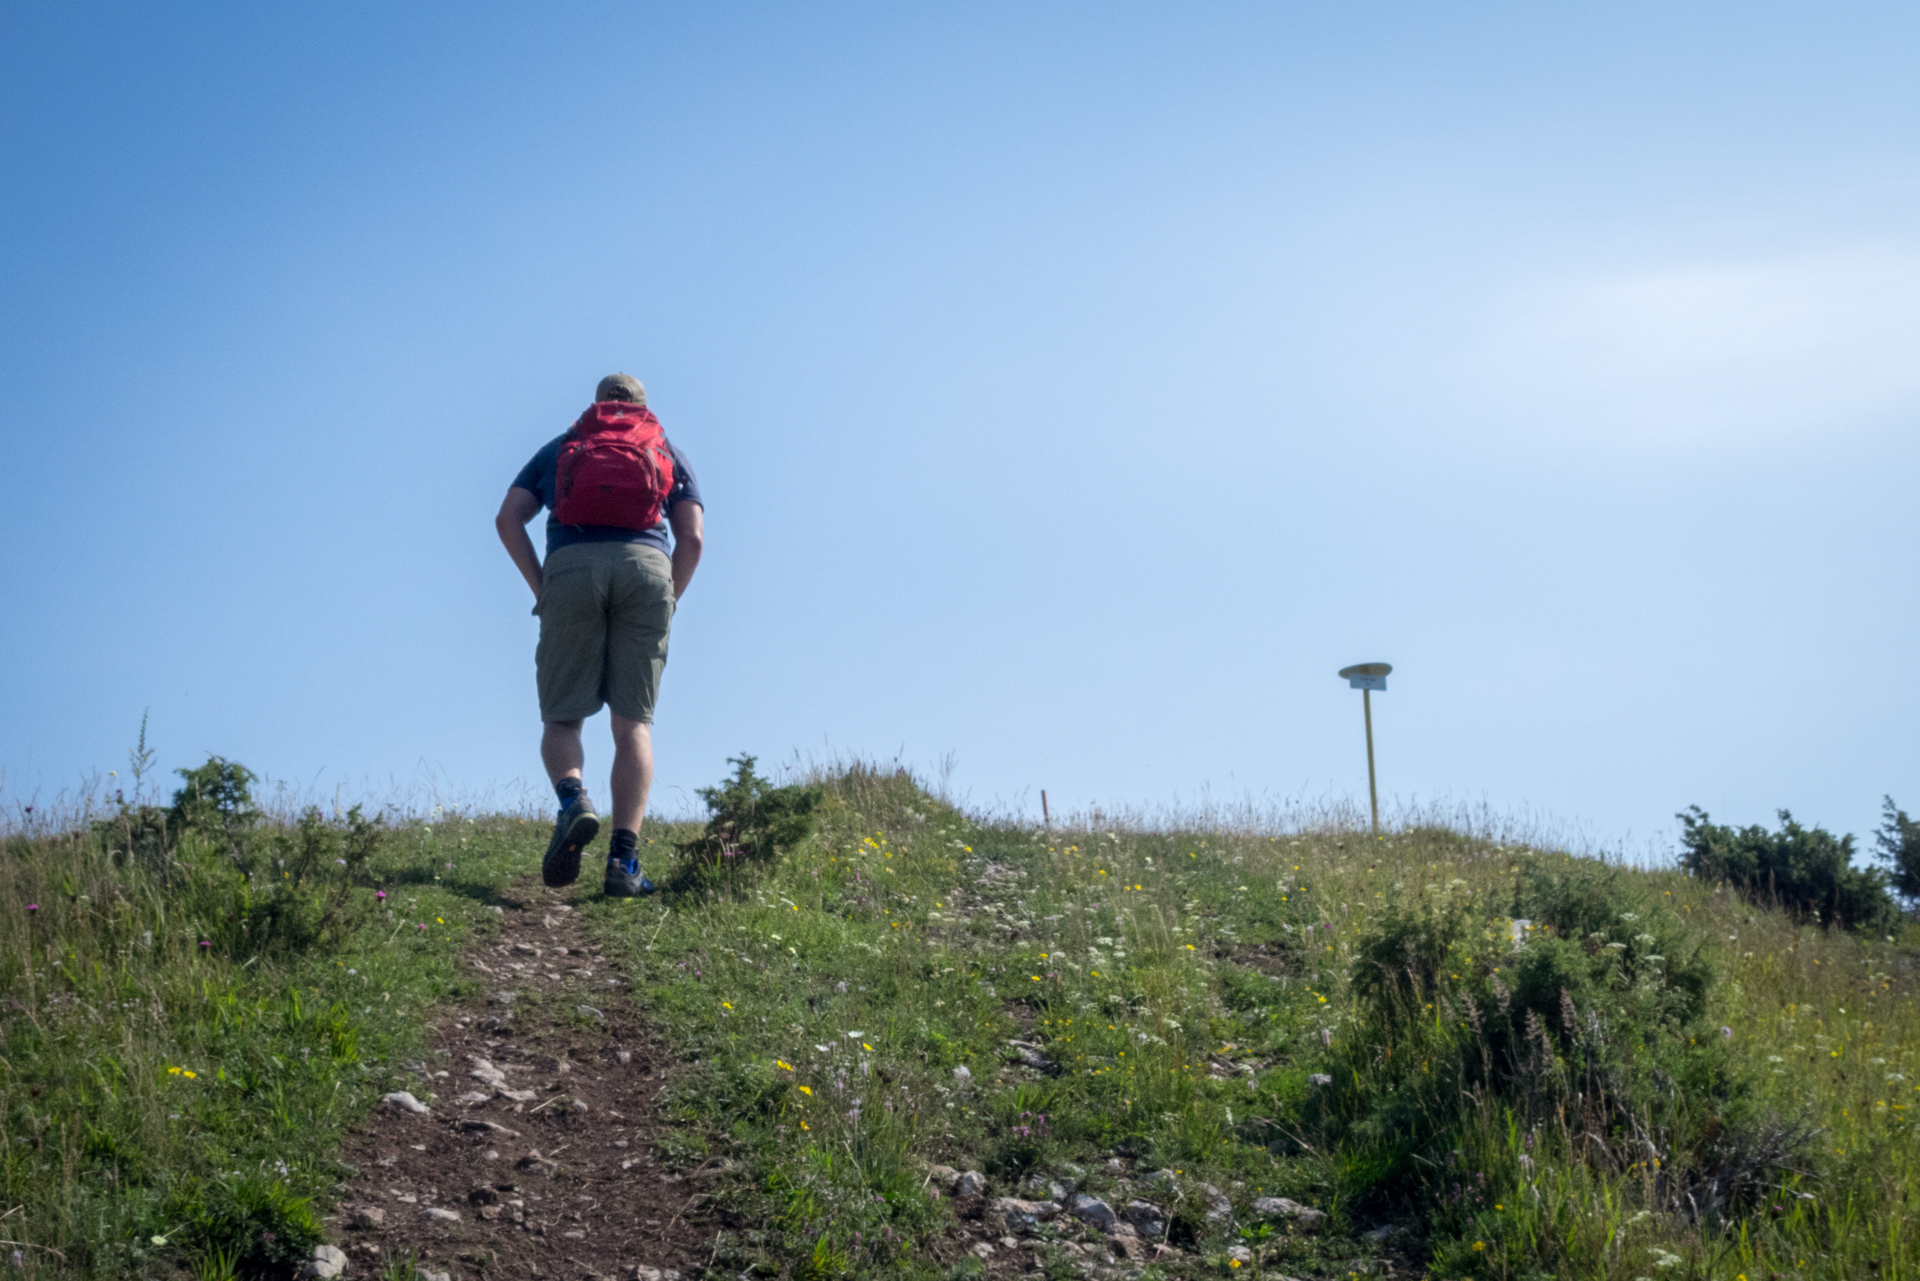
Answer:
[{"xmin": 495, "ymin": 373, "xmax": 704, "ymax": 896}]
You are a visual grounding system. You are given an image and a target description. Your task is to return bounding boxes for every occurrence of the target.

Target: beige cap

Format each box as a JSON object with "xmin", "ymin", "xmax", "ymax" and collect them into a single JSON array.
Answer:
[{"xmin": 595, "ymin": 373, "xmax": 646, "ymax": 405}]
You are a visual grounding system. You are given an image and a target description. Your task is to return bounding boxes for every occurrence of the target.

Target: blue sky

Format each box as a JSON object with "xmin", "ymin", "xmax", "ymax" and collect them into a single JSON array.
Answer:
[{"xmin": 3, "ymin": 3, "xmax": 1916, "ymax": 852}]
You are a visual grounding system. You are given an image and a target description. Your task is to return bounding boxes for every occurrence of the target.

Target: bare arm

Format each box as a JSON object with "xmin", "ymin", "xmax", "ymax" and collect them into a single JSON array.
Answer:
[
  {"xmin": 495, "ymin": 486, "xmax": 544, "ymax": 599},
  {"xmin": 669, "ymin": 502, "xmax": 704, "ymax": 601}
]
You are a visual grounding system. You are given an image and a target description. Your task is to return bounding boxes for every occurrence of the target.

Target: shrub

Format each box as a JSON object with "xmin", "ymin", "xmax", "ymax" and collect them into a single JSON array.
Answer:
[
  {"xmin": 1345, "ymin": 859, "xmax": 1716, "ymax": 1119},
  {"xmin": 673, "ymin": 754, "xmax": 823, "ymax": 889},
  {"xmin": 1323, "ymin": 858, "xmax": 1793, "ymax": 1245},
  {"xmin": 1678, "ymin": 806, "xmax": 1894, "ymax": 931},
  {"xmin": 168, "ymin": 1173, "xmax": 323, "ymax": 1273},
  {"xmin": 1876, "ymin": 796, "xmax": 1920, "ymax": 907}
]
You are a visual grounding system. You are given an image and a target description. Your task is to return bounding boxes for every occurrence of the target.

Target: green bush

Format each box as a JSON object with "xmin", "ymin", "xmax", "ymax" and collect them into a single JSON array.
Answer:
[
  {"xmin": 1343, "ymin": 861, "xmax": 1717, "ymax": 1120},
  {"xmin": 98, "ymin": 755, "xmax": 387, "ymax": 958},
  {"xmin": 1323, "ymin": 857, "xmax": 1793, "ymax": 1253},
  {"xmin": 672, "ymin": 754, "xmax": 822, "ymax": 890},
  {"xmin": 1679, "ymin": 805, "xmax": 1894, "ymax": 931},
  {"xmin": 167, "ymin": 1172, "xmax": 323, "ymax": 1273},
  {"xmin": 1877, "ymin": 796, "xmax": 1920, "ymax": 907}
]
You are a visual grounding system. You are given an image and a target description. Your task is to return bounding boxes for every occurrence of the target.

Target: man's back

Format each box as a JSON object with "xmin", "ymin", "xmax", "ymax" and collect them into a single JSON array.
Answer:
[{"xmin": 494, "ymin": 372, "xmax": 705, "ymax": 898}]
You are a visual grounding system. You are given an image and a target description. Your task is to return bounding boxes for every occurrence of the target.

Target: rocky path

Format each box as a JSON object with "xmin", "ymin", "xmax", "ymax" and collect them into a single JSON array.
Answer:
[{"xmin": 328, "ymin": 882, "xmax": 717, "ymax": 1281}]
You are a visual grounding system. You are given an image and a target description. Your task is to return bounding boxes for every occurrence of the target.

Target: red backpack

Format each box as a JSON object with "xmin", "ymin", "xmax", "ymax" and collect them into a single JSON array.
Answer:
[{"xmin": 553, "ymin": 401, "xmax": 675, "ymax": 529}]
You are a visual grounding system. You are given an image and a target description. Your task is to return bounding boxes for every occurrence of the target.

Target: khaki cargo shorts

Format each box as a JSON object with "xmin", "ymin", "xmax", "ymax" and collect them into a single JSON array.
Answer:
[{"xmin": 533, "ymin": 541, "xmax": 675, "ymax": 724}]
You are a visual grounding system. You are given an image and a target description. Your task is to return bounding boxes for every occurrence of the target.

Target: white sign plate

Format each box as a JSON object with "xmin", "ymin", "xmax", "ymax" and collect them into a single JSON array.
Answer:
[{"xmin": 1338, "ymin": 661, "xmax": 1392, "ymax": 692}]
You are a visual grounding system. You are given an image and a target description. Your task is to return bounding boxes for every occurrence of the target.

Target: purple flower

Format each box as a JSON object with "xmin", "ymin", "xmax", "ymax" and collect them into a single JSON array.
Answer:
[
  {"xmin": 199, "ymin": 940, "xmax": 212, "ymax": 949},
  {"xmin": 376, "ymin": 891, "xmax": 387, "ymax": 900},
  {"xmin": 1721, "ymin": 1026, "xmax": 1733, "ymax": 1039},
  {"xmin": 24, "ymin": 905, "xmax": 37, "ymax": 914}
]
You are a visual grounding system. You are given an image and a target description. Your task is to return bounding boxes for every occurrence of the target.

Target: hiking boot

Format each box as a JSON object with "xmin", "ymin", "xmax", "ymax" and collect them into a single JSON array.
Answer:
[
  {"xmin": 542, "ymin": 793, "xmax": 601, "ymax": 887},
  {"xmin": 603, "ymin": 857, "xmax": 655, "ymax": 898}
]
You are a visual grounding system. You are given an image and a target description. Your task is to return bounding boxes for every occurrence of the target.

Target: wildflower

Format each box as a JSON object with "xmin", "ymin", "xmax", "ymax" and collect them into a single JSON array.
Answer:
[
  {"xmin": 335, "ymin": 858, "xmax": 347, "ymax": 865},
  {"xmin": 1473, "ymin": 1241, "xmax": 1485, "ymax": 1251},
  {"xmin": 800, "ymin": 1121, "xmax": 810, "ymax": 1130},
  {"xmin": 376, "ymin": 891, "xmax": 387, "ymax": 900},
  {"xmin": 25, "ymin": 904, "xmax": 37, "ymax": 914},
  {"xmin": 1721, "ymin": 1026, "xmax": 1733, "ymax": 1039},
  {"xmin": 722, "ymin": 1002, "xmax": 733, "ymax": 1010},
  {"xmin": 199, "ymin": 940, "xmax": 212, "ymax": 949},
  {"xmin": 436, "ymin": 917, "xmax": 445, "ymax": 925},
  {"xmin": 776, "ymin": 1060, "xmax": 793, "ymax": 1071},
  {"xmin": 183, "ymin": 1070, "xmax": 196, "ymax": 1078},
  {"xmin": 798, "ymin": 1085, "xmax": 812, "ymax": 1095}
]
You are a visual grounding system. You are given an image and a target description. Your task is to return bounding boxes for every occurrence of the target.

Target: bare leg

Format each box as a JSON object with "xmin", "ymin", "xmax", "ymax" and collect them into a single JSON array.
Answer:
[
  {"xmin": 541, "ymin": 719, "xmax": 585, "ymax": 788},
  {"xmin": 609, "ymin": 714, "xmax": 653, "ymax": 832}
]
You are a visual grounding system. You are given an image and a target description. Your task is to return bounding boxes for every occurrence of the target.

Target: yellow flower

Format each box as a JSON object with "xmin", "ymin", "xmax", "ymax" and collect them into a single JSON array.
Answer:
[
  {"xmin": 182, "ymin": 1070, "xmax": 197, "ymax": 1079},
  {"xmin": 167, "ymin": 1066, "xmax": 181, "ymax": 1075},
  {"xmin": 798, "ymin": 1085, "xmax": 812, "ymax": 1095},
  {"xmin": 862, "ymin": 1043, "xmax": 873, "ymax": 1052},
  {"xmin": 1473, "ymin": 1242, "xmax": 1485, "ymax": 1251},
  {"xmin": 776, "ymin": 1060, "xmax": 793, "ymax": 1071},
  {"xmin": 800, "ymin": 1121, "xmax": 810, "ymax": 1130},
  {"xmin": 436, "ymin": 917, "xmax": 444, "ymax": 924},
  {"xmin": 722, "ymin": 1002, "xmax": 733, "ymax": 1010},
  {"xmin": 1031, "ymin": 975, "xmax": 1042, "ymax": 982},
  {"xmin": 1229, "ymin": 1262, "xmax": 1241, "ymax": 1270}
]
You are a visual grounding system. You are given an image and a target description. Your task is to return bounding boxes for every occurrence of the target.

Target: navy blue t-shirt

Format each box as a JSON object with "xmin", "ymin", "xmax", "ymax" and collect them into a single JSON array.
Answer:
[{"xmin": 512, "ymin": 433, "xmax": 702, "ymax": 557}]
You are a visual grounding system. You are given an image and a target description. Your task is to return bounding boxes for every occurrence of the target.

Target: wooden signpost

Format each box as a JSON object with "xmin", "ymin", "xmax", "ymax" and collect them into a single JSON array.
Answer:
[{"xmin": 1338, "ymin": 662, "xmax": 1392, "ymax": 835}]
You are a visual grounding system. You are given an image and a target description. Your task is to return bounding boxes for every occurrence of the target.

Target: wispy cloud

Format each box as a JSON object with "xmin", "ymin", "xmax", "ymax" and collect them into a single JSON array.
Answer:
[{"xmin": 1467, "ymin": 245, "xmax": 1920, "ymax": 445}]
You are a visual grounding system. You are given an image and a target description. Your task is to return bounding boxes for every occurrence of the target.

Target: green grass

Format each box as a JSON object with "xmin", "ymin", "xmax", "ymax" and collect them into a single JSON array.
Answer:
[
  {"xmin": 0, "ymin": 794, "xmax": 543, "ymax": 1277},
  {"xmin": 581, "ymin": 765, "xmax": 1920, "ymax": 1281},
  {"xmin": 7, "ymin": 758, "xmax": 1920, "ymax": 1281}
]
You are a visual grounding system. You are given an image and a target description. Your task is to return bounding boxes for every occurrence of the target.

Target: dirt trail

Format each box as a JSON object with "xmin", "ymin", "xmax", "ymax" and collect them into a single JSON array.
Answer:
[{"xmin": 331, "ymin": 880, "xmax": 720, "ymax": 1280}]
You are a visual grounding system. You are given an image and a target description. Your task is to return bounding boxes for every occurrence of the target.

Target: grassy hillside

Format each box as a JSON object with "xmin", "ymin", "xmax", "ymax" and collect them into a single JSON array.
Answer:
[
  {"xmin": 591, "ymin": 763, "xmax": 1920, "ymax": 1281},
  {"xmin": 3, "ymin": 759, "xmax": 1917, "ymax": 1280},
  {"xmin": 0, "ymin": 783, "xmax": 539, "ymax": 1278}
]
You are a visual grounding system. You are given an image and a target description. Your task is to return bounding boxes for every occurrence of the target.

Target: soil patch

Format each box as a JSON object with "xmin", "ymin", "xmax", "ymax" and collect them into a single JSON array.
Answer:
[{"xmin": 332, "ymin": 881, "xmax": 718, "ymax": 1280}]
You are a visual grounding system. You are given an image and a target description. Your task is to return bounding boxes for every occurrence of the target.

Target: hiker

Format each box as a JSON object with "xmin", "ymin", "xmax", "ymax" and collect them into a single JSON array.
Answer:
[{"xmin": 495, "ymin": 373, "xmax": 704, "ymax": 896}]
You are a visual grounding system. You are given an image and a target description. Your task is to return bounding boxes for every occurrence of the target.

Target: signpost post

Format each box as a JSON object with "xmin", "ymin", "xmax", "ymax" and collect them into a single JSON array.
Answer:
[{"xmin": 1338, "ymin": 662, "xmax": 1392, "ymax": 836}]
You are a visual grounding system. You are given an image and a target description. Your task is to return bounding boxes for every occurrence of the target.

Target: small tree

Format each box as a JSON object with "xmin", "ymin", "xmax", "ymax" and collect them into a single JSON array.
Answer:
[
  {"xmin": 170, "ymin": 756, "xmax": 262, "ymax": 839},
  {"xmin": 674, "ymin": 755, "xmax": 822, "ymax": 889},
  {"xmin": 1678, "ymin": 806, "xmax": 1894, "ymax": 931},
  {"xmin": 1876, "ymin": 796, "xmax": 1920, "ymax": 909}
]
